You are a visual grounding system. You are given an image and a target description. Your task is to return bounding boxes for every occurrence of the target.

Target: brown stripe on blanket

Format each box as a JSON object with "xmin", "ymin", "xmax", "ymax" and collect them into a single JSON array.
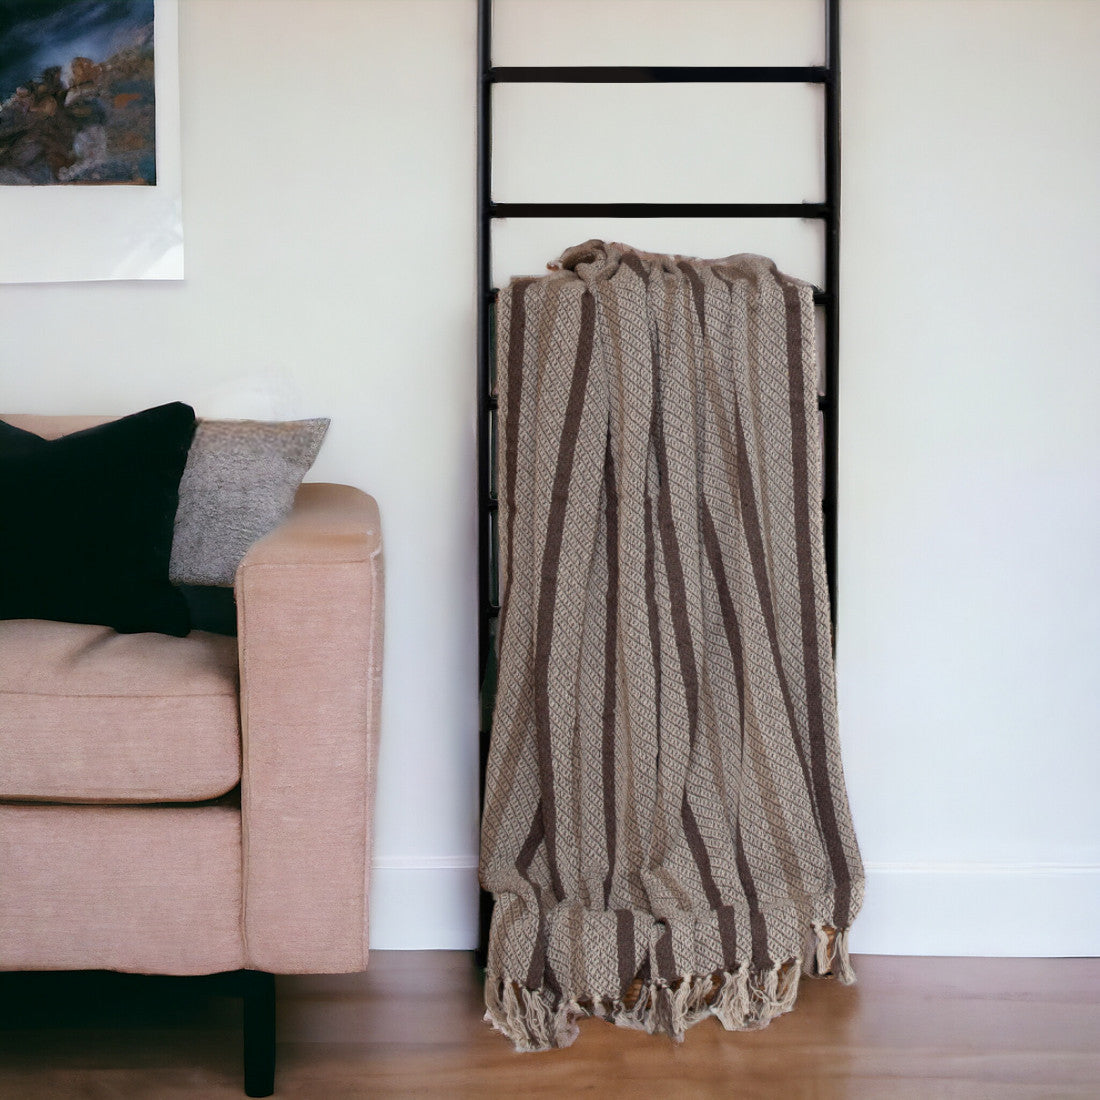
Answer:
[
  {"xmin": 731, "ymin": 393, "xmax": 820, "ymax": 825},
  {"xmin": 515, "ymin": 800, "xmax": 547, "ymax": 990},
  {"xmin": 531, "ymin": 288, "xmax": 596, "ymax": 905},
  {"xmin": 615, "ymin": 907, "xmax": 636, "ymax": 998},
  {"xmin": 651, "ymin": 331, "xmax": 702, "ymax": 754},
  {"xmin": 601, "ymin": 436, "xmax": 620, "ymax": 910},
  {"xmin": 700, "ymin": 500, "xmax": 745, "ymax": 733},
  {"xmin": 701, "ymin": 494, "xmax": 810, "ymax": 909},
  {"xmin": 681, "ymin": 792, "xmax": 738, "ymax": 966},
  {"xmin": 780, "ymin": 278, "xmax": 854, "ymax": 929}
]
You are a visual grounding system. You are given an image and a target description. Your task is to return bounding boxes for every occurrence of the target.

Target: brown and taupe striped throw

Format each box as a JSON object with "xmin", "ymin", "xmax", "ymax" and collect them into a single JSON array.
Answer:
[{"xmin": 481, "ymin": 241, "xmax": 864, "ymax": 1051}]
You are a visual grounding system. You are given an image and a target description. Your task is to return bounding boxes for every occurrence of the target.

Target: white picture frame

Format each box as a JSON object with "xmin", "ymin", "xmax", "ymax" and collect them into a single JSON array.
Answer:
[{"xmin": 0, "ymin": 0, "xmax": 183, "ymax": 284}]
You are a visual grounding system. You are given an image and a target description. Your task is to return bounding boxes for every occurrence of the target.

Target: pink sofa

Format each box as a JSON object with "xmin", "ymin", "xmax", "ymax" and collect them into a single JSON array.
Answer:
[{"xmin": 0, "ymin": 414, "xmax": 384, "ymax": 1095}]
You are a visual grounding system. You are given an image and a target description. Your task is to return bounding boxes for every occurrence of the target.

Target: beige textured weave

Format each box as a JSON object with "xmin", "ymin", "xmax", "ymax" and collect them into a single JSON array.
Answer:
[{"xmin": 481, "ymin": 242, "xmax": 864, "ymax": 1051}]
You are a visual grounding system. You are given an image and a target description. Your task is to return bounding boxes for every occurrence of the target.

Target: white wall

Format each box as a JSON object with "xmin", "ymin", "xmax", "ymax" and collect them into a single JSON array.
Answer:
[
  {"xmin": 841, "ymin": 0, "xmax": 1100, "ymax": 954},
  {"xmin": 2, "ymin": 0, "xmax": 1096, "ymax": 955}
]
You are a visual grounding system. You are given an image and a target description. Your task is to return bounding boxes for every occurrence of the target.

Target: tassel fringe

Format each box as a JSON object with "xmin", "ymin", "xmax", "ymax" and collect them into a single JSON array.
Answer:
[
  {"xmin": 486, "ymin": 924, "xmax": 853, "ymax": 1051},
  {"xmin": 486, "ymin": 928, "xmax": 853, "ymax": 1052},
  {"xmin": 483, "ymin": 979, "xmax": 581, "ymax": 1052},
  {"xmin": 804, "ymin": 922, "xmax": 856, "ymax": 985}
]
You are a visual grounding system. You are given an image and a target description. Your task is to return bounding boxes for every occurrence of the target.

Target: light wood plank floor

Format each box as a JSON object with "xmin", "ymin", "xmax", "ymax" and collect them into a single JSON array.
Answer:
[{"xmin": 0, "ymin": 953, "xmax": 1097, "ymax": 1098}]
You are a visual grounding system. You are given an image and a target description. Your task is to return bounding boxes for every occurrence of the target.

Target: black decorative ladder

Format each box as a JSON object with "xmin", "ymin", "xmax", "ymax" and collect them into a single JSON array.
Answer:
[{"xmin": 476, "ymin": 0, "xmax": 841, "ymax": 960}]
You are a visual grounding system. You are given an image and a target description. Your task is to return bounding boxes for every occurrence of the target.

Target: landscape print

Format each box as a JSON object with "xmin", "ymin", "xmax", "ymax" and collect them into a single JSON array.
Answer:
[{"xmin": 0, "ymin": 0, "xmax": 156, "ymax": 185}]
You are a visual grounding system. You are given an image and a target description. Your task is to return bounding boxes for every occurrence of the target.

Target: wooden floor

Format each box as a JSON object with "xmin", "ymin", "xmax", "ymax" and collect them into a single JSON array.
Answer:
[{"xmin": 0, "ymin": 953, "xmax": 1097, "ymax": 1098}]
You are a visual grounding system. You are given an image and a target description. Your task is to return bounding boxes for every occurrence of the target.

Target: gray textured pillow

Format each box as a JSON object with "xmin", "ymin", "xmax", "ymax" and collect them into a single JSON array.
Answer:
[{"xmin": 169, "ymin": 418, "xmax": 330, "ymax": 586}]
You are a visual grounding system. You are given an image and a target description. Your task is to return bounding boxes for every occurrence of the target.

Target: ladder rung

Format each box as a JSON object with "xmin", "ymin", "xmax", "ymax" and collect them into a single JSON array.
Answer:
[
  {"xmin": 488, "ymin": 66, "xmax": 828, "ymax": 84},
  {"xmin": 490, "ymin": 202, "xmax": 828, "ymax": 219}
]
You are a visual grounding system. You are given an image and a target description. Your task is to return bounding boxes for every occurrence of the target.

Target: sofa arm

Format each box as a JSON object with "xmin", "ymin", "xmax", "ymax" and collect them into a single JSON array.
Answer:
[{"xmin": 235, "ymin": 483, "xmax": 383, "ymax": 973}]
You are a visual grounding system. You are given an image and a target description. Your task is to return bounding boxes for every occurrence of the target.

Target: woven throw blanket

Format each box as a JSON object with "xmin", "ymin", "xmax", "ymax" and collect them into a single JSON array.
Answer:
[{"xmin": 481, "ymin": 241, "xmax": 864, "ymax": 1052}]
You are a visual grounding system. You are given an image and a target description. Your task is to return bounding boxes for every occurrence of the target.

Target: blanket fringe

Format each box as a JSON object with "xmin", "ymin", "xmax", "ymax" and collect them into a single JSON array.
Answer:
[
  {"xmin": 708, "ymin": 961, "xmax": 801, "ymax": 1031},
  {"xmin": 609, "ymin": 975, "xmax": 711, "ymax": 1040},
  {"xmin": 485, "ymin": 923, "xmax": 857, "ymax": 1051},
  {"xmin": 486, "ymin": 955, "xmax": 817, "ymax": 1052},
  {"xmin": 804, "ymin": 922, "xmax": 856, "ymax": 984},
  {"xmin": 483, "ymin": 978, "xmax": 581, "ymax": 1053}
]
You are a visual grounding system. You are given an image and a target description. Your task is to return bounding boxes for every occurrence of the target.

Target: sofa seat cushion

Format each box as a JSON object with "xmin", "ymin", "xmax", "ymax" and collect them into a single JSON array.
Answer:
[{"xmin": 0, "ymin": 619, "xmax": 240, "ymax": 804}]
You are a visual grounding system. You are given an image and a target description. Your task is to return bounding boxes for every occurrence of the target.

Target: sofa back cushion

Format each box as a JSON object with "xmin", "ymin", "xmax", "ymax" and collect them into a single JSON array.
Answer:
[{"xmin": 0, "ymin": 414, "xmax": 112, "ymax": 439}]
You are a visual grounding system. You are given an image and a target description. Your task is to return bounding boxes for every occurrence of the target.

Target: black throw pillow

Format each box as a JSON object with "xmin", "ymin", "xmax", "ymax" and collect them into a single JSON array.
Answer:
[{"xmin": 0, "ymin": 402, "xmax": 197, "ymax": 636}]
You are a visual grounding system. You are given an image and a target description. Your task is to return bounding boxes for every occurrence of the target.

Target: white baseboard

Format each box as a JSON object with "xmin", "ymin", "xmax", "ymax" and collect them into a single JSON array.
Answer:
[
  {"xmin": 368, "ymin": 857, "xmax": 479, "ymax": 950},
  {"xmin": 367, "ymin": 858, "xmax": 1100, "ymax": 956},
  {"xmin": 851, "ymin": 862, "xmax": 1100, "ymax": 957}
]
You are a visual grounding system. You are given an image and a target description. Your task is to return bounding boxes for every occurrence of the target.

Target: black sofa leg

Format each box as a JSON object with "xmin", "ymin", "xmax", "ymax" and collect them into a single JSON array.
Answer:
[{"xmin": 242, "ymin": 970, "xmax": 276, "ymax": 1097}]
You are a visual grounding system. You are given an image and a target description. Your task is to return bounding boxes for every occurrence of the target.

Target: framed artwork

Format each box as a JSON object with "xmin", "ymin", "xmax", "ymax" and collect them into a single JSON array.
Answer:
[{"xmin": 0, "ymin": 0, "xmax": 182, "ymax": 282}]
